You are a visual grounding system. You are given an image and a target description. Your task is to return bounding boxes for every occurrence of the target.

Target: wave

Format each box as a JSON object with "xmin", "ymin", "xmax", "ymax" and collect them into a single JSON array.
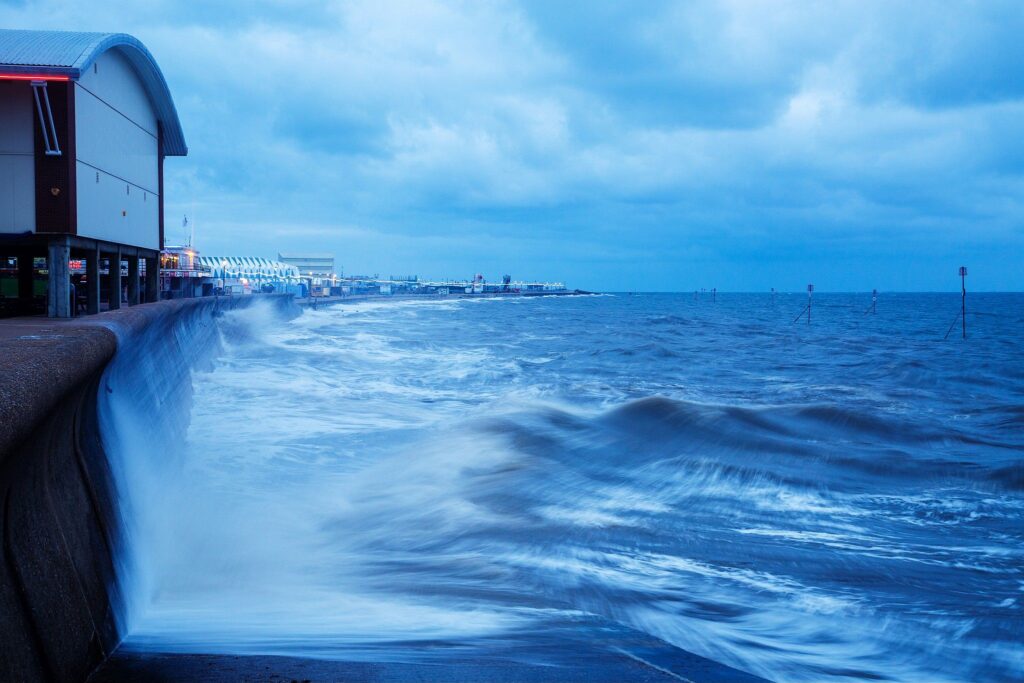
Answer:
[{"xmin": 95, "ymin": 294, "xmax": 1024, "ymax": 683}]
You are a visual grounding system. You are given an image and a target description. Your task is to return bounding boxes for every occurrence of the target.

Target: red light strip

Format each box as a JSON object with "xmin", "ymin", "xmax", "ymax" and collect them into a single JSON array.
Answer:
[{"xmin": 0, "ymin": 74, "xmax": 70, "ymax": 81}]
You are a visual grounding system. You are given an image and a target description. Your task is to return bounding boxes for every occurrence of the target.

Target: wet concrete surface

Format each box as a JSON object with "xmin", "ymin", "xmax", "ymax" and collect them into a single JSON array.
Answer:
[
  {"xmin": 0, "ymin": 314, "xmax": 117, "ymax": 459},
  {"xmin": 89, "ymin": 646, "xmax": 768, "ymax": 683},
  {"xmin": 88, "ymin": 617, "xmax": 768, "ymax": 683}
]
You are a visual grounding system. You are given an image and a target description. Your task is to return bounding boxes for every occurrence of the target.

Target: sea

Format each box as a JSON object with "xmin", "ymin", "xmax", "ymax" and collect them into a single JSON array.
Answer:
[{"xmin": 101, "ymin": 292, "xmax": 1023, "ymax": 683}]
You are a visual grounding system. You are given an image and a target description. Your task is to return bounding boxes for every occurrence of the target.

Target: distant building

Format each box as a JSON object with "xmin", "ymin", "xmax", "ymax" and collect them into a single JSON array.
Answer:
[
  {"xmin": 198, "ymin": 256, "xmax": 301, "ymax": 292},
  {"xmin": 160, "ymin": 246, "xmax": 212, "ymax": 299},
  {"xmin": 277, "ymin": 253, "xmax": 335, "ymax": 277},
  {"xmin": 0, "ymin": 29, "xmax": 187, "ymax": 317}
]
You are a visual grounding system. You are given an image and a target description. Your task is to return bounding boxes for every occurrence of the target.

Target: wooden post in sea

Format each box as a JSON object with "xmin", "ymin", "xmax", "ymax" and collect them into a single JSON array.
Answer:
[
  {"xmin": 960, "ymin": 266, "xmax": 967, "ymax": 339},
  {"xmin": 807, "ymin": 284, "xmax": 814, "ymax": 324},
  {"xmin": 872, "ymin": 288, "xmax": 877, "ymax": 314}
]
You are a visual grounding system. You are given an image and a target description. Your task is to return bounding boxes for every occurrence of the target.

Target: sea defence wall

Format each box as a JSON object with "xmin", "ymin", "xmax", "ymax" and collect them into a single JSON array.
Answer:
[{"xmin": 0, "ymin": 295, "xmax": 295, "ymax": 683}]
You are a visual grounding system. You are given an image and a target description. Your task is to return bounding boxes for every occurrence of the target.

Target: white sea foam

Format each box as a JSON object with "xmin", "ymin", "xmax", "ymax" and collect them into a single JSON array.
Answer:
[{"xmin": 99, "ymin": 294, "xmax": 1024, "ymax": 683}]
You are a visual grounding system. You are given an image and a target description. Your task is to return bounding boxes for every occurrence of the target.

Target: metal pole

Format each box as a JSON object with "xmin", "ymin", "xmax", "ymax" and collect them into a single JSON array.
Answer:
[{"xmin": 960, "ymin": 266, "xmax": 967, "ymax": 339}]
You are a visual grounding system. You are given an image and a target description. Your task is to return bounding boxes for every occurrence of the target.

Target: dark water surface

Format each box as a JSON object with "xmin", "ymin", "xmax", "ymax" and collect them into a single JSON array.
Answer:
[{"xmin": 113, "ymin": 293, "xmax": 1023, "ymax": 682}]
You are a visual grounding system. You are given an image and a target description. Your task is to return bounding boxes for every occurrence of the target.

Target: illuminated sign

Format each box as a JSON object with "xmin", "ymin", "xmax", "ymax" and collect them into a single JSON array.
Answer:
[{"xmin": 0, "ymin": 74, "xmax": 70, "ymax": 81}]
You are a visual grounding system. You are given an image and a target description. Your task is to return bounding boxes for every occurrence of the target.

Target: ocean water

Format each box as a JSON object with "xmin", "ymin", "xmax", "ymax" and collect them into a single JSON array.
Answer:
[{"xmin": 109, "ymin": 293, "xmax": 1023, "ymax": 682}]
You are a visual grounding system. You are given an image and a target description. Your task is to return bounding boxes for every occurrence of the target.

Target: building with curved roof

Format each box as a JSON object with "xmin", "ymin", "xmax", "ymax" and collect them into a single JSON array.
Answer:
[
  {"xmin": 0, "ymin": 29, "xmax": 187, "ymax": 317},
  {"xmin": 0, "ymin": 30, "xmax": 186, "ymax": 155},
  {"xmin": 197, "ymin": 256, "xmax": 302, "ymax": 283}
]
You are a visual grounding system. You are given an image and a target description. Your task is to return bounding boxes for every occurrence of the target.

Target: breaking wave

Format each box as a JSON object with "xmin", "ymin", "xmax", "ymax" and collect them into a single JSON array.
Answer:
[{"xmin": 99, "ymin": 293, "xmax": 1024, "ymax": 682}]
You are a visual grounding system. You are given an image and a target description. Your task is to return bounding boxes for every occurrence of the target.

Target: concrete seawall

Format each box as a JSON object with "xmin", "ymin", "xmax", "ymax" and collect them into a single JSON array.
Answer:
[
  {"xmin": 1, "ymin": 294, "xmax": 769, "ymax": 683},
  {"xmin": 0, "ymin": 295, "xmax": 295, "ymax": 683}
]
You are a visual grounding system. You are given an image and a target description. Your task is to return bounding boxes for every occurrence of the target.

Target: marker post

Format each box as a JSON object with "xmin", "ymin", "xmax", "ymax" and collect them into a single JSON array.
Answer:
[
  {"xmin": 807, "ymin": 284, "xmax": 813, "ymax": 324},
  {"xmin": 960, "ymin": 266, "xmax": 967, "ymax": 339},
  {"xmin": 943, "ymin": 267, "xmax": 969, "ymax": 340}
]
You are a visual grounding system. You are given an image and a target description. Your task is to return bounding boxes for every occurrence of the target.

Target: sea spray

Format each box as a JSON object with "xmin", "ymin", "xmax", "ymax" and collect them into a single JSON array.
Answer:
[
  {"xmin": 101, "ymin": 294, "xmax": 1024, "ymax": 682},
  {"xmin": 94, "ymin": 298, "xmax": 292, "ymax": 636}
]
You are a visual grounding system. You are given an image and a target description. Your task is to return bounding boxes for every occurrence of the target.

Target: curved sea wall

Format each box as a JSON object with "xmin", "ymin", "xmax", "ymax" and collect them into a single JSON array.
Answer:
[{"xmin": 0, "ymin": 294, "xmax": 296, "ymax": 683}]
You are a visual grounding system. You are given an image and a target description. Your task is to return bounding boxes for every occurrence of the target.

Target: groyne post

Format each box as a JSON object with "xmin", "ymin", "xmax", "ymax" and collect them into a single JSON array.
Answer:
[
  {"xmin": 872, "ymin": 288, "xmax": 877, "ymax": 314},
  {"xmin": 960, "ymin": 266, "xmax": 967, "ymax": 339},
  {"xmin": 807, "ymin": 284, "xmax": 813, "ymax": 324}
]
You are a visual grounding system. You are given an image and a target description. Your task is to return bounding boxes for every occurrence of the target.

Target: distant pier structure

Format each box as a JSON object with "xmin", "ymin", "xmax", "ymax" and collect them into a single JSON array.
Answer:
[{"xmin": 0, "ymin": 29, "xmax": 187, "ymax": 317}]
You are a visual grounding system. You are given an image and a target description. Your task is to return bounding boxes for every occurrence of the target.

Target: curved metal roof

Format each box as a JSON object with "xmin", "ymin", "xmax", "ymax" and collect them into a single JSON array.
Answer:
[
  {"xmin": 0, "ymin": 29, "xmax": 187, "ymax": 156},
  {"xmin": 197, "ymin": 256, "xmax": 302, "ymax": 279}
]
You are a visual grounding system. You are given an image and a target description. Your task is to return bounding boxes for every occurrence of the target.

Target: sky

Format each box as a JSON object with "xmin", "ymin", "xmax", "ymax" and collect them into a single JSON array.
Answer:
[{"xmin": 2, "ymin": 0, "xmax": 1022, "ymax": 291}]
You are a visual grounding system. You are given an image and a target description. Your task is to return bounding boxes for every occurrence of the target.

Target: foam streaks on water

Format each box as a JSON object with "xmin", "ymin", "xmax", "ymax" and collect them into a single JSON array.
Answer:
[{"xmin": 109, "ymin": 294, "xmax": 1023, "ymax": 682}]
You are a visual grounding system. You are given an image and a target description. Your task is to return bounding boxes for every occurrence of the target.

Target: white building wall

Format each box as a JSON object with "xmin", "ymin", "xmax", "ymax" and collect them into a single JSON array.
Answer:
[
  {"xmin": 76, "ymin": 51, "xmax": 158, "ymax": 136},
  {"xmin": 74, "ymin": 50, "xmax": 160, "ymax": 249},
  {"xmin": 0, "ymin": 81, "xmax": 36, "ymax": 234},
  {"xmin": 75, "ymin": 160, "xmax": 159, "ymax": 247}
]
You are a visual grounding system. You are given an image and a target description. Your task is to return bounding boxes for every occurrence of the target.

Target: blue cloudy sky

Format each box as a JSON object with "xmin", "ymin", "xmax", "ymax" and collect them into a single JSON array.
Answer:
[{"xmin": 3, "ymin": 0, "xmax": 1022, "ymax": 290}]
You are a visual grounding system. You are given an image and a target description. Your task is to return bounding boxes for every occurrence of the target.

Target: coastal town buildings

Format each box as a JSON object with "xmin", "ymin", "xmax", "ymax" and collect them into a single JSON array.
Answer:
[
  {"xmin": 277, "ymin": 252, "xmax": 335, "ymax": 278},
  {"xmin": 159, "ymin": 245, "xmax": 212, "ymax": 299},
  {"xmin": 0, "ymin": 29, "xmax": 186, "ymax": 317},
  {"xmin": 197, "ymin": 255, "xmax": 302, "ymax": 294}
]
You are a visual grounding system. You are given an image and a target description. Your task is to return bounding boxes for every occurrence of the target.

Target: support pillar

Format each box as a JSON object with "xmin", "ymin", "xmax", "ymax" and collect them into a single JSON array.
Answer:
[
  {"xmin": 107, "ymin": 248, "xmax": 121, "ymax": 311},
  {"xmin": 17, "ymin": 249, "xmax": 34, "ymax": 307},
  {"xmin": 127, "ymin": 255, "xmax": 139, "ymax": 306},
  {"xmin": 145, "ymin": 255, "xmax": 159, "ymax": 303},
  {"xmin": 47, "ymin": 239, "xmax": 71, "ymax": 318},
  {"xmin": 86, "ymin": 244, "xmax": 100, "ymax": 315}
]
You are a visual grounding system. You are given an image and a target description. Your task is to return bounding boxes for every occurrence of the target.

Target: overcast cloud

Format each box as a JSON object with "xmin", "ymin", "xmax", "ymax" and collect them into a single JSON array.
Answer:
[{"xmin": 2, "ymin": 0, "xmax": 1022, "ymax": 290}]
